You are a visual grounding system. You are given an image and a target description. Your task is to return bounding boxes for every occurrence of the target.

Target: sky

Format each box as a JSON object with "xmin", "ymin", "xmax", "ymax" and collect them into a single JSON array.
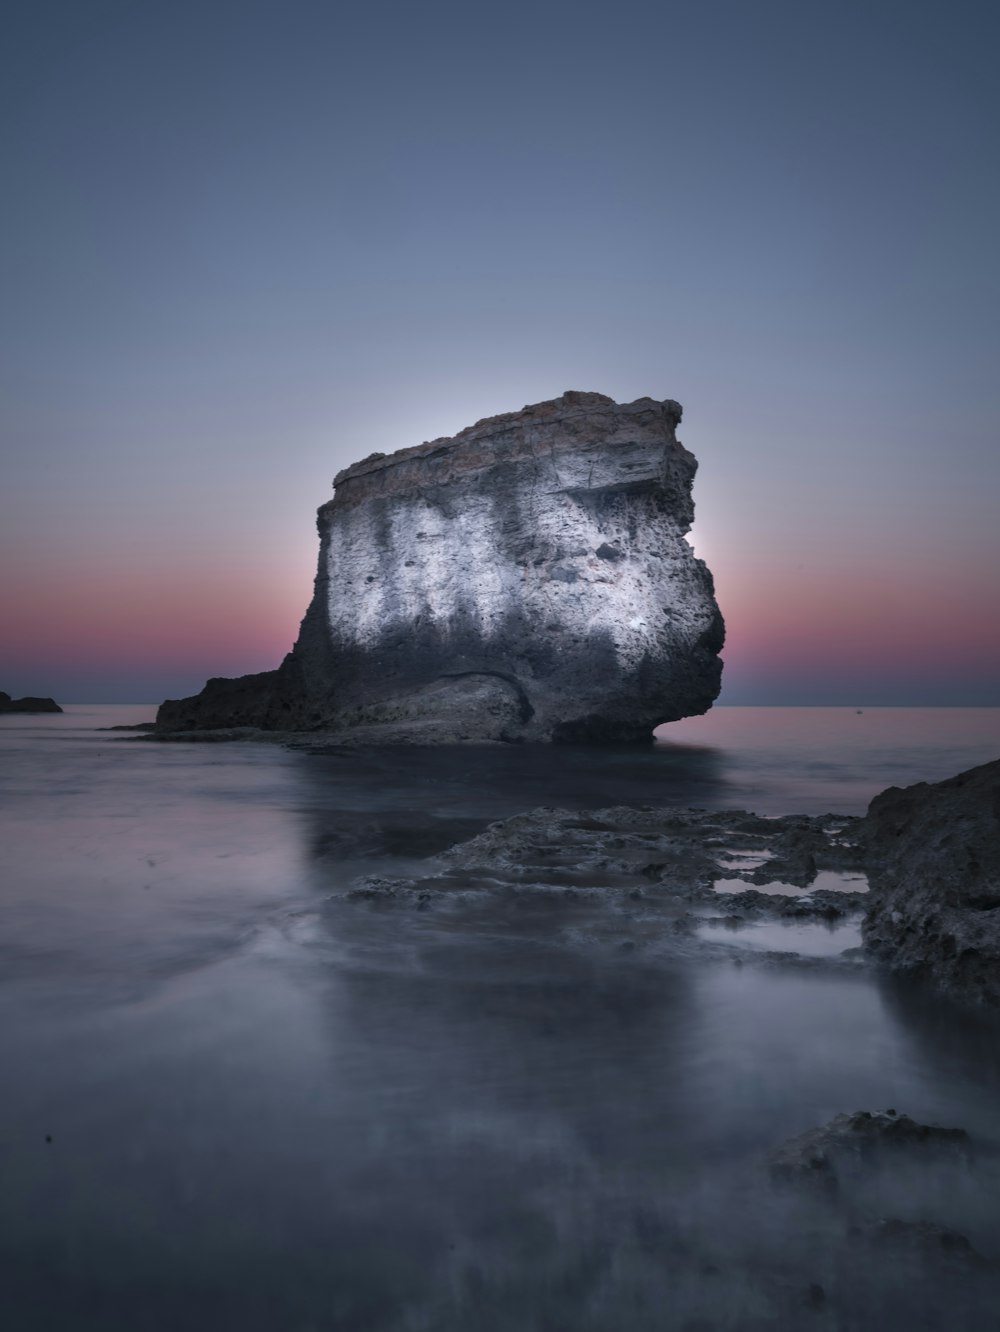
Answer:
[{"xmin": 2, "ymin": 0, "xmax": 998, "ymax": 705}]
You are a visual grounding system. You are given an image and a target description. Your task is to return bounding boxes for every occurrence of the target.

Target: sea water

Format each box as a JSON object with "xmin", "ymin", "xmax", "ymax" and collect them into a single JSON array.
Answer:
[{"xmin": 1, "ymin": 706, "xmax": 999, "ymax": 1330}]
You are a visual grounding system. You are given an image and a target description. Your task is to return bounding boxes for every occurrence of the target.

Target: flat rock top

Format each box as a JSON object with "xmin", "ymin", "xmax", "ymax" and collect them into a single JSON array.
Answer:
[{"xmin": 333, "ymin": 390, "xmax": 683, "ymax": 488}]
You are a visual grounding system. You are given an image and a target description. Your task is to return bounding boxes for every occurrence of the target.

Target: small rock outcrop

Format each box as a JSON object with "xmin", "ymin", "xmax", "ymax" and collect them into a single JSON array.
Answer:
[
  {"xmin": 862, "ymin": 759, "xmax": 1000, "ymax": 1005},
  {"xmin": 158, "ymin": 391, "xmax": 724, "ymax": 742},
  {"xmin": 0, "ymin": 691, "xmax": 62, "ymax": 714},
  {"xmin": 769, "ymin": 1110, "xmax": 968, "ymax": 1187}
]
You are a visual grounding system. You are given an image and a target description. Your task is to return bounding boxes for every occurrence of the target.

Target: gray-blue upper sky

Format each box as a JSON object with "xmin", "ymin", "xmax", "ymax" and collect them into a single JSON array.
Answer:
[{"xmin": 2, "ymin": 0, "xmax": 998, "ymax": 703}]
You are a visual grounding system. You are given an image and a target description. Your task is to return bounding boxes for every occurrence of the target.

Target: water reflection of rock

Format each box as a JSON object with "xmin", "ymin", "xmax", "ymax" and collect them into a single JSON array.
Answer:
[{"xmin": 297, "ymin": 740, "xmax": 729, "ymax": 871}]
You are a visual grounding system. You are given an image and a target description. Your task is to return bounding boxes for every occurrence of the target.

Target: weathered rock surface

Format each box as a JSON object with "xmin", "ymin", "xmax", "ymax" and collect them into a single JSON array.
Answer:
[
  {"xmin": 158, "ymin": 391, "xmax": 724, "ymax": 742},
  {"xmin": 862, "ymin": 759, "xmax": 1000, "ymax": 1005},
  {"xmin": 343, "ymin": 805, "xmax": 869, "ymax": 954},
  {"xmin": 0, "ymin": 691, "xmax": 62, "ymax": 714}
]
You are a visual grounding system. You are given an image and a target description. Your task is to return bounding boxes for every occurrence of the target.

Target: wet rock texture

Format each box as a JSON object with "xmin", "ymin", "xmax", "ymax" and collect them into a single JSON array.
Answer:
[
  {"xmin": 0, "ymin": 691, "xmax": 61, "ymax": 714},
  {"xmin": 157, "ymin": 391, "xmax": 724, "ymax": 742},
  {"xmin": 345, "ymin": 805, "xmax": 869, "ymax": 956},
  {"xmin": 862, "ymin": 759, "xmax": 1000, "ymax": 1005}
]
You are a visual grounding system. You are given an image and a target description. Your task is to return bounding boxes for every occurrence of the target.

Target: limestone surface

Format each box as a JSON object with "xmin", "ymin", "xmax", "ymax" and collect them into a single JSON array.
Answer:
[{"xmin": 158, "ymin": 391, "xmax": 725, "ymax": 742}]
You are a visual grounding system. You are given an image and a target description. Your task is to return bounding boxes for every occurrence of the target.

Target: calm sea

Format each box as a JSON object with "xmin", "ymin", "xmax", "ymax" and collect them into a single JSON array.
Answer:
[{"xmin": 1, "ymin": 706, "xmax": 999, "ymax": 1330}]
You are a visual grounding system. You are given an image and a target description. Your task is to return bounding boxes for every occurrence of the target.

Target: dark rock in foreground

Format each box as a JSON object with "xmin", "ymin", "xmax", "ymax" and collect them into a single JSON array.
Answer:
[
  {"xmin": 862, "ymin": 759, "xmax": 1000, "ymax": 1005},
  {"xmin": 158, "ymin": 391, "xmax": 724, "ymax": 742},
  {"xmin": 0, "ymin": 691, "xmax": 62, "ymax": 714},
  {"xmin": 767, "ymin": 1111, "xmax": 989, "ymax": 1279},
  {"xmin": 323, "ymin": 756, "xmax": 999, "ymax": 1005},
  {"xmin": 769, "ymin": 1110, "xmax": 968, "ymax": 1187}
]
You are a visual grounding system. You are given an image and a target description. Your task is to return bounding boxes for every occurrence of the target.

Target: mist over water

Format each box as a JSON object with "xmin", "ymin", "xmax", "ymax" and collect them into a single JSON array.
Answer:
[{"xmin": 2, "ymin": 707, "xmax": 999, "ymax": 1330}]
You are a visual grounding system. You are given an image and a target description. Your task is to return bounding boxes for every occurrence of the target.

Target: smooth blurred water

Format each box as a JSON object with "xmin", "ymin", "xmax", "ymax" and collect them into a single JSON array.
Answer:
[
  {"xmin": 1, "ymin": 706, "xmax": 999, "ymax": 1330},
  {"xmin": 658, "ymin": 706, "xmax": 1000, "ymax": 813}
]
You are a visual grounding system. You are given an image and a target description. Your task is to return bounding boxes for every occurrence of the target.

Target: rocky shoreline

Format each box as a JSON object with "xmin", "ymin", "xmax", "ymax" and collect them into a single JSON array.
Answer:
[
  {"xmin": 129, "ymin": 719, "xmax": 1000, "ymax": 1003},
  {"xmin": 330, "ymin": 758, "xmax": 1000, "ymax": 1008},
  {"xmin": 862, "ymin": 758, "xmax": 1000, "ymax": 1005},
  {"xmin": 339, "ymin": 803, "xmax": 870, "ymax": 979}
]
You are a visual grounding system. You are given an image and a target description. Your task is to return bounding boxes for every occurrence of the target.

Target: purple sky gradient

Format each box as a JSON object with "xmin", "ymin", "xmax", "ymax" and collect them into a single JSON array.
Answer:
[{"xmin": 2, "ymin": 0, "xmax": 998, "ymax": 704}]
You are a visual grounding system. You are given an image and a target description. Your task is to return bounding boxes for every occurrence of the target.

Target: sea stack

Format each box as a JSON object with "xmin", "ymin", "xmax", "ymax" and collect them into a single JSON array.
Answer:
[{"xmin": 158, "ymin": 391, "xmax": 725, "ymax": 742}]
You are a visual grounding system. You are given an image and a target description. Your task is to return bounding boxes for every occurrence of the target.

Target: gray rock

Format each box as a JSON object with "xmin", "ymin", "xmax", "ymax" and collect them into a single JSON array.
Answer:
[
  {"xmin": 155, "ymin": 670, "xmax": 292, "ymax": 732},
  {"xmin": 769, "ymin": 1110, "xmax": 968, "ymax": 1186},
  {"xmin": 0, "ymin": 691, "xmax": 62, "ymax": 714},
  {"xmin": 158, "ymin": 391, "xmax": 724, "ymax": 742},
  {"xmin": 341, "ymin": 806, "xmax": 867, "ymax": 938},
  {"xmin": 861, "ymin": 759, "xmax": 1000, "ymax": 1005}
]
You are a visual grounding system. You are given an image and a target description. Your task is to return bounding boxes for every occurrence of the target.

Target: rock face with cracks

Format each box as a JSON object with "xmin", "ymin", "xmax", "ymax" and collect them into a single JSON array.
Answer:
[{"xmin": 158, "ymin": 391, "xmax": 724, "ymax": 742}]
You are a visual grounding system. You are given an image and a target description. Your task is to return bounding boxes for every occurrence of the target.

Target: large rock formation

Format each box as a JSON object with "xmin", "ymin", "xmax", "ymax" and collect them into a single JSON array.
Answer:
[
  {"xmin": 862, "ymin": 759, "xmax": 1000, "ymax": 1005},
  {"xmin": 0, "ymin": 691, "xmax": 62, "ymax": 714},
  {"xmin": 158, "ymin": 391, "xmax": 724, "ymax": 742}
]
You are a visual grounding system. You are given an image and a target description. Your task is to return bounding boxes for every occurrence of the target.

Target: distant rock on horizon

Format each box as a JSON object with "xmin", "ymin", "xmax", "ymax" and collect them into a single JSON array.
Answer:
[
  {"xmin": 0, "ymin": 691, "xmax": 62, "ymax": 714},
  {"xmin": 157, "ymin": 391, "xmax": 725, "ymax": 743}
]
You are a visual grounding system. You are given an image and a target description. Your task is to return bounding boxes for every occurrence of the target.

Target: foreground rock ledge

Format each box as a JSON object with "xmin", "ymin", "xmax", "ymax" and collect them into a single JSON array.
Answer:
[{"xmin": 158, "ymin": 391, "xmax": 724, "ymax": 743}]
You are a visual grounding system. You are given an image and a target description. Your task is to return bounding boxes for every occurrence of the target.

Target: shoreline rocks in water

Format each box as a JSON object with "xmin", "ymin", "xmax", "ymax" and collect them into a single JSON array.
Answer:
[
  {"xmin": 157, "ymin": 391, "xmax": 724, "ymax": 743},
  {"xmin": 862, "ymin": 758, "xmax": 1000, "ymax": 1006},
  {"xmin": 0, "ymin": 691, "xmax": 62, "ymax": 714},
  {"xmin": 769, "ymin": 1110, "xmax": 969, "ymax": 1187},
  {"xmin": 334, "ymin": 758, "xmax": 1000, "ymax": 1008},
  {"xmin": 342, "ymin": 805, "xmax": 870, "ymax": 964}
]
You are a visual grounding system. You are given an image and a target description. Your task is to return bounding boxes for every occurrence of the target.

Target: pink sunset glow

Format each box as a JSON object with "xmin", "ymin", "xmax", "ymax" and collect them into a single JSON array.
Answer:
[
  {"xmin": 716, "ymin": 556, "xmax": 1000, "ymax": 703},
  {"xmin": 2, "ymin": 553, "xmax": 313, "ymax": 700},
  {"xmin": 2, "ymin": 0, "xmax": 997, "ymax": 707}
]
